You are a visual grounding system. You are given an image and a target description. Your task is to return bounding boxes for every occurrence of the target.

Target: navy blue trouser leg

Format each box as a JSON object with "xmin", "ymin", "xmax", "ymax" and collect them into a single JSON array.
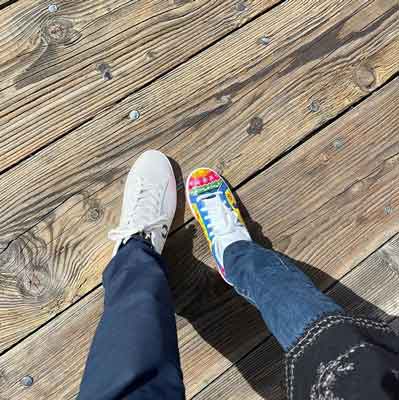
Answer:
[
  {"xmin": 78, "ymin": 238, "xmax": 185, "ymax": 400},
  {"xmin": 224, "ymin": 241, "xmax": 343, "ymax": 351}
]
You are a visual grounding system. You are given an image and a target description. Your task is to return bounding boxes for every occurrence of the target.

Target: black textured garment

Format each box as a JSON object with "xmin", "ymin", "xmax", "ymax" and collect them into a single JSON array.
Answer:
[{"xmin": 285, "ymin": 314, "xmax": 399, "ymax": 400}]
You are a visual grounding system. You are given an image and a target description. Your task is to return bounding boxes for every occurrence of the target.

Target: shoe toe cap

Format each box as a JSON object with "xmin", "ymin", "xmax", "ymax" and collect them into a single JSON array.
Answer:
[{"xmin": 187, "ymin": 168, "xmax": 221, "ymax": 190}]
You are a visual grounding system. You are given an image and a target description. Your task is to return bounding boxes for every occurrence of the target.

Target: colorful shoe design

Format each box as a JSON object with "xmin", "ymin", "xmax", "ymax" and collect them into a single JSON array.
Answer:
[{"xmin": 186, "ymin": 168, "xmax": 251, "ymax": 283}]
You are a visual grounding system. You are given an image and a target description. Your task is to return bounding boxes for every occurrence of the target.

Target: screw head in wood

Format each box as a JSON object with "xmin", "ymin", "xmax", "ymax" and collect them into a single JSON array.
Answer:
[
  {"xmin": 48, "ymin": 4, "xmax": 58, "ymax": 12},
  {"xmin": 97, "ymin": 63, "xmax": 112, "ymax": 81},
  {"xmin": 247, "ymin": 116, "xmax": 263, "ymax": 135},
  {"xmin": 384, "ymin": 206, "xmax": 393, "ymax": 215},
  {"xmin": 333, "ymin": 138, "xmax": 344, "ymax": 151},
  {"xmin": 236, "ymin": 2, "xmax": 248, "ymax": 12},
  {"xmin": 218, "ymin": 95, "xmax": 231, "ymax": 105},
  {"xmin": 21, "ymin": 375, "xmax": 34, "ymax": 387},
  {"xmin": 309, "ymin": 100, "xmax": 320, "ymax": 113},
  {"xmin": 129, "ymin": 110, "xmax": 141, "ymax": 121},
  {"xmin": 258, "ymin": 36, "xmax": 271, "ymax": 46}
]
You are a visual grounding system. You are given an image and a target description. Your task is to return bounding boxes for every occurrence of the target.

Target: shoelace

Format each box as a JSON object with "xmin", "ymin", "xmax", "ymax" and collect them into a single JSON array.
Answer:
[
  {"xmin": 109, "ymin": 177, "xmax": 169, "ymax": 244},
  {"xmin": 199, "ymin": 191, "xmax": 239, "ymax": 241}
]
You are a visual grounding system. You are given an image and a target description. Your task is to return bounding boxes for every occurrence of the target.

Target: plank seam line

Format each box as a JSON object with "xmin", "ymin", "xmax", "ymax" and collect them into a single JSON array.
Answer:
[
  {"xmin": 0, "ymin": 1, "xmax": 179, "ymax": 95},
  {"xmin": 0, "ymin": 0, "xmax": 18, "ymax": 11},
  {"xmin": 2, "ymin": 0, "xmax": 396, "ymax": 260},
  {"xmin": 0, "ymin": 74, "xmax": 398, "ymax": 360},
  {"xmin": 234, "ymin": 72, "xmax": 399, "ymax": 193},
  {"xmin": 0, "ymin": 1, "xmax": 292, "ymax": 256},
  {"xmin": 4, "ymin": 0, "xmax": 393, "ymax": 253},
  {"xmin": 276, "ymin": 150, "xmax": 399, "ymax": 243}
]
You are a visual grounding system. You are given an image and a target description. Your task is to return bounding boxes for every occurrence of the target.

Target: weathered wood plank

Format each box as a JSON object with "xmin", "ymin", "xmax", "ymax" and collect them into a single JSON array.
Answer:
[
  {"xmin": 177, "ymin": 76, "xmax": 399, "ymax": 397},
  {"xmin": 0, "ymin": 0, "xmax": 398, "ymax": 352},
  {"xmin": 0, "ymin": 76, "xmax": 398, "ymax": 399},
  {"xmin": 0, "ymin": 0, "xmax": 279, "ymax": 172},
  {"xmin": 193, "ymin": 234, "xmax": 399, "ymax": 400},
  {"xmin": 0, "ymin": 0, "xmax": 12, "ymax": 7},
  {"xmin": 1, "ymin": 0, "xmax": 398, "ymax": 248}
]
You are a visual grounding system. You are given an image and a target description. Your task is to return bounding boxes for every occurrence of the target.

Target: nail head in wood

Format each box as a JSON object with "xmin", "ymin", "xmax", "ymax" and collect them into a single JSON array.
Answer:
[
  {"xmin": 97, "ymin": 63, "xmax": 112, "ymax": 81},
  {"xmin": 219, "ymin": 95, "xmax": 231, "ymax": 105},
  {"xmin": 236, "ymin": 2, "xmax": 248, "ymax": 12},
  {"xmin": 309, "ymin": 100, "xmax": 320, "ymax": 113},
  {"xmin": 48, "ymin": 4, "xmax": 58, "ymax": 12},
  {"xmin": 247, "ymin": 116, "xmax": 263, "ymax": 135},
  {"xmin": 21, "ymin": 375, "xmax": 34, "ymax": 387},
  {"xmin": 129, "ymin": 110, "xmax": 141, "ymax": 121},
  {"xmin": 258, "ymin": 36, "xmax": 271, "ymax": 46},
  {"xmin": 384, "ymin": 206, "xmax": 393, "ymax": 215},
  {"xmin": 333, "ymin": 138, "xmax": 344, "ymax": 151}
]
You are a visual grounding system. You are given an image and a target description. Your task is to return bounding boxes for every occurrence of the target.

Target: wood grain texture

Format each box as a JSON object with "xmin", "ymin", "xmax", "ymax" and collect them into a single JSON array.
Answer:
[
  {"xmin": 0, "ymin": 0, "xmax": 278, "ymax": 172},
  {"xmin": 1, "ymin": 0, "xmax": 397, "ymax": 245},
  {"xmin": 0, "ymin": 76, "xmax": 398, "ymax": 399},
  {"xmin": 0, "ymin": 1, "xmax": 11, "ymax": 6},
  {"xmin": 194, "ymin": 234, "xmax": 399, "ymax": 400},
  {"xmin": 0, "ymin": 0, "xmax": 398, "ymax": 352}
]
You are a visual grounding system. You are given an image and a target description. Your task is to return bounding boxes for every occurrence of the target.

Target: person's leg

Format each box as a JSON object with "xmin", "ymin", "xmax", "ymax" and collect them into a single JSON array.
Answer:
[
  {"xmin": 185, "ymin": 168, "xmax": 342, "ymax": 352},
  {"xmin": 78, "ymin": 236, "xmax": 185, "ymax": 400},
  {"xmin": 78, "ymin": 150, "xmax": 185, "ymax": 400},
  {"xmin": 223, "ymin": 241, "xmax": 342, "ymax": 351}
]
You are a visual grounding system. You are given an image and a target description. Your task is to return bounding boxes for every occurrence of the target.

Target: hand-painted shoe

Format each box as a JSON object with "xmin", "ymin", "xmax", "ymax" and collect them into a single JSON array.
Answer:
[
  {"xmin": 109, "ymin": 150, "xmax": 177, "ymax": 255},
  {"xmin": 186, "ymin": 168, "xmax": 251, "ymax": 283}
]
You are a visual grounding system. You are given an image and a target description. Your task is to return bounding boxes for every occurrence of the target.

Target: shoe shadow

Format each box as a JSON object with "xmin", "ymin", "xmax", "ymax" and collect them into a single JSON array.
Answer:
[{"xmin": 164, "ymin": 162, "xmax": 396, "ymax": 399}]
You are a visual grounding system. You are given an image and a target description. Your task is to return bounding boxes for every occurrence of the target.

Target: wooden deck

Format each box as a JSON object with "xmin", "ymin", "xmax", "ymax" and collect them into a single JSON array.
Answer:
[{"xmin": 0, "ymin": 0, "xmax": 398, "ymax": 398}]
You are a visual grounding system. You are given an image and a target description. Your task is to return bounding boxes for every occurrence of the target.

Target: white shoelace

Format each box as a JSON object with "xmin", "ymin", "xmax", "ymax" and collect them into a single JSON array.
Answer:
[
  {"xmin": 198, "ymin": 191, "xmax": 239, "ymax": 241},
  {"xmin": 109, "ymin": 177, "xmax": 169, "ymax": 244}
]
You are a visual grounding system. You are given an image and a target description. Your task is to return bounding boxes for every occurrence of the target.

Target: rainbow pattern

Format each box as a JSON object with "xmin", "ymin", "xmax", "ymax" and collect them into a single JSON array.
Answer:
[{"xmin": 186, "ymin": 168, "xmax": 245, "ymax": 279}]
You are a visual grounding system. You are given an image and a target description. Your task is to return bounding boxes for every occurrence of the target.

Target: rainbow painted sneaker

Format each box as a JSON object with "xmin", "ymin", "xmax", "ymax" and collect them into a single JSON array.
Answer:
[{"xmin": 186, "ymin": 168, "xmax": 251, "ymax": 283}]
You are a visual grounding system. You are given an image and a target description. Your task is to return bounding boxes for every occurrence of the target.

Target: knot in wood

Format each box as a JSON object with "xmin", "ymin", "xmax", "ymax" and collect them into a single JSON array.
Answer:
[
  {"xmin": 42, "ymin": 19, "xmax": 80, "ymax": 45},
  {"xmin": 16, "ymin": 262, "xmax": 53, "ymax": 300},
  {"xmin": 247, "ymin": 116, "xmax": 263, "ymax": 135},
  {"xmin": 354, "ymin": 64, "xmax": 376, "ymax": 92},
  {"xmin": 319, "ymin": 153, "xmax": 329, "ymax": 164},
  {"xmin": 87, "ymin": 206, "xmax": 103, "ymax": 223},
  {"xmin": 146, "ymin": 50, "xmax": 157, "ymax": 61},
  {"xmin": 0, "ymin": 240, "xmax": 20, "ymax": 271}
]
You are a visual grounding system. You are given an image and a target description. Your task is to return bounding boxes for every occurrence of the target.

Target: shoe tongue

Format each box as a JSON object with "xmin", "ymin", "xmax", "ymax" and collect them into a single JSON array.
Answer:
[{"xmin": 202, "ymin": 193, "xmax": 234, "ymax": 234}]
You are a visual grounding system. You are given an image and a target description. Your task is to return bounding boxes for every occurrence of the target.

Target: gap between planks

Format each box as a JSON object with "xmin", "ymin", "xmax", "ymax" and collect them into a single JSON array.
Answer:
[
  {"xmin": 0, "ymin": 0, "xmax": 283, "ymax": 173},
  {"xmin": 0, "ymin": 0, "xmax": 398, "ymax": 354},
  {"xmin": 0, "ymin": 76, "xmax": 398, "ymax": 399}
]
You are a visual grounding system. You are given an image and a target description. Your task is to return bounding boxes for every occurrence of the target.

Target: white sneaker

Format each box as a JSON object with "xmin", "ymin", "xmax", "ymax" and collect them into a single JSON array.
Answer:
[
  {"xmin": 185, "ymin": 168, "xmax": 251, "ymax": 283},
  {"xmin": 109, "ymin": 150, "xmax": 177, "ymax": 255}
]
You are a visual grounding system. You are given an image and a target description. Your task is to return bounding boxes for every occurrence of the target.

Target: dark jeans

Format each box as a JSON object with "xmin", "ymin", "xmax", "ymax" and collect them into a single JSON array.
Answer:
[{"xmin": 78, "ymin": 238, "xmax": 342, "ymax": 400}]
